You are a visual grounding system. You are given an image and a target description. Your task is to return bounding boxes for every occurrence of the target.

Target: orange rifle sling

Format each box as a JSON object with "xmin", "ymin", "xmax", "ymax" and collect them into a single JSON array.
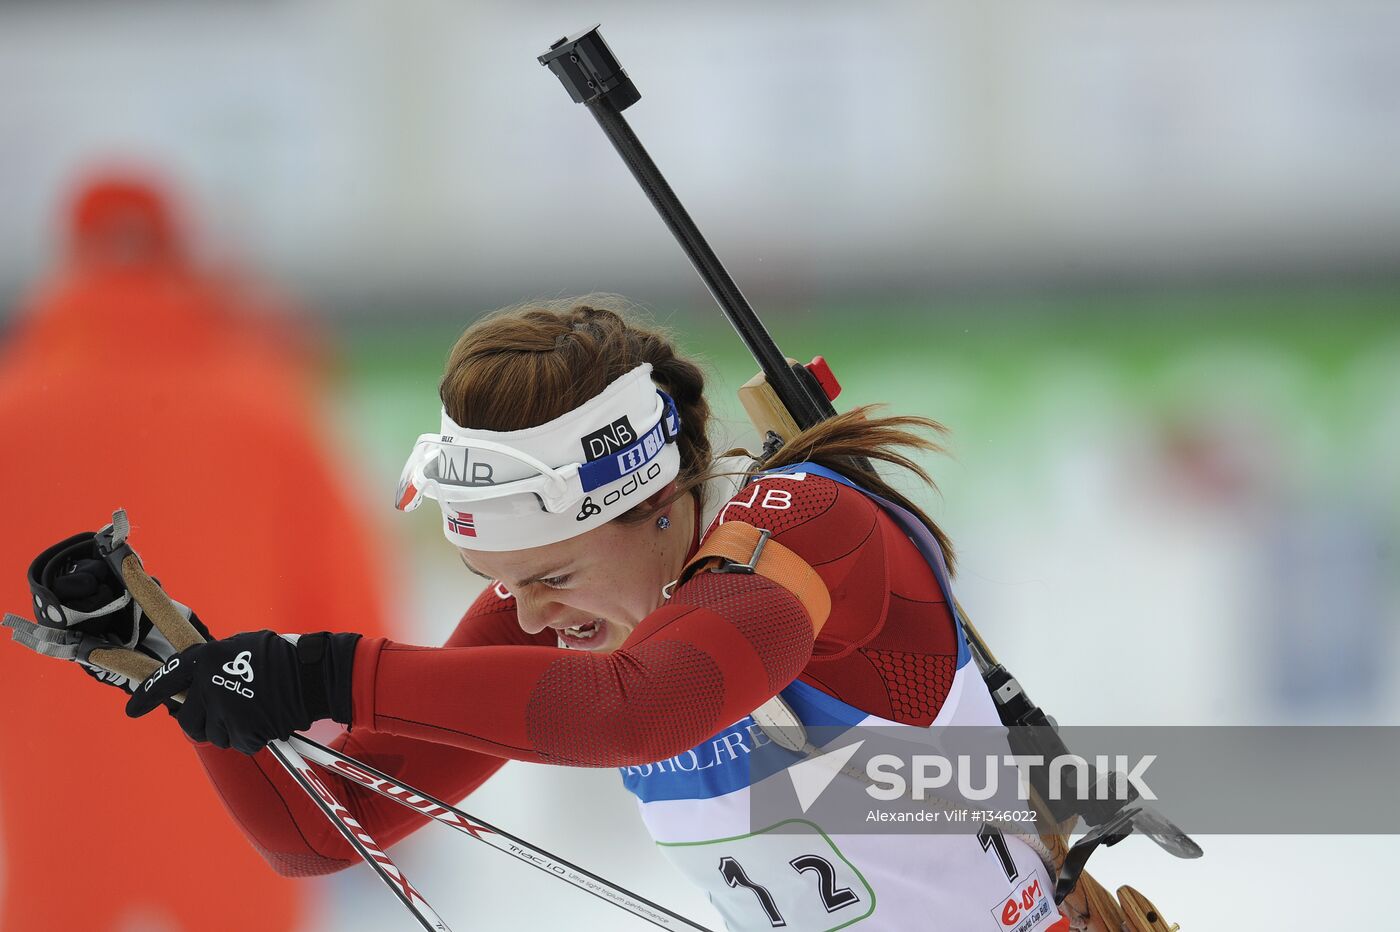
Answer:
[{"xmin": 679, "ymin": 520, "xmax": 831, "ymax": 633}]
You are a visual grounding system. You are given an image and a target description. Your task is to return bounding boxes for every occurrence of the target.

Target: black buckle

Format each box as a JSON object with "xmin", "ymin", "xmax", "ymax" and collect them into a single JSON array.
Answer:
[{"xmin": 94, "ymin": 511, "xmax": 137, "ymax": 583}]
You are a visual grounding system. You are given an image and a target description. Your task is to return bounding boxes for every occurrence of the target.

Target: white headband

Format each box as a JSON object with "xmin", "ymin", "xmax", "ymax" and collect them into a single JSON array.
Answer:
[{"xmin": 395, "ymin": 363, "xmax": 682, "ymax": 551}]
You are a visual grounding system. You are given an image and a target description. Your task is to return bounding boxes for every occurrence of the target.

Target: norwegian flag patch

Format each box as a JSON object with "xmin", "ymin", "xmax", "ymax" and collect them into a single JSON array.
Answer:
[{"xmin": 447, "ymin": 512, "xmax": 476, "ymax": 537}]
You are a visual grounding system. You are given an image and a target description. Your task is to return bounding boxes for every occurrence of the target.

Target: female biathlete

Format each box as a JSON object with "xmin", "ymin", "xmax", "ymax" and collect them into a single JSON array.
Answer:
[{"xmin": 28, "ymin": 301, "xmax": 1090, "ymax": 930}]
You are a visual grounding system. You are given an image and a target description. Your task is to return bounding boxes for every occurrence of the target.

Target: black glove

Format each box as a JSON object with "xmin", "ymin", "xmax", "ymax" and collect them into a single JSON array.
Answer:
[
  {"xmin": 3, "ymin": 527, "xmax": 211, "ymax": 708},
  {"xmin": 125, "ymin": 629, "xmax": 359, "ymax": 754}
]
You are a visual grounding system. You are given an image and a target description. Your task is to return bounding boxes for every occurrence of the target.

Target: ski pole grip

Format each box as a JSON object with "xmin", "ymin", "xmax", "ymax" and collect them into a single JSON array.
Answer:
[
  {"xmin": 88, "ymin": 646, "xmax": 190, "ymax": 704},
  {"xmin": 88, "ymin": 647, "xmax": 161, "ymax": 682},
  {"xmin": 119, "ymin": 554, "xmax": 207, "ymax": 649}
]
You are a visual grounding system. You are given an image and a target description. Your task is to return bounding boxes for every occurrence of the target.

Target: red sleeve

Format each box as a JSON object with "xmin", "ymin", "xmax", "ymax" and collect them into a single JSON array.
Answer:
[
  {"xmin": 193, "ymin": 586, "xmax": 552, "ymax": 876},
  {"xmin": 350, "ymin": 472, "xmax": 957, "ymax": 767},
  {"xmin": 352, "ymin": 571, "xmax": 814, "ymax": 767},
  {"xmin": 717, "ymin": 472, "xmax": 962, "ymax": 726}
]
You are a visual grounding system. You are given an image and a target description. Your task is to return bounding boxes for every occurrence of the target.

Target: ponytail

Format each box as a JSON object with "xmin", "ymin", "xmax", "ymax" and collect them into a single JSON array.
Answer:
[{"xmin": 750, "ymin": 407, "xmax": 958, "ymax": 572}]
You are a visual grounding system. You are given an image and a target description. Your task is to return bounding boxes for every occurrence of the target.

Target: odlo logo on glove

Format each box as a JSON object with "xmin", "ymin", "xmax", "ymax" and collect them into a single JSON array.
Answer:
[
  {"xmin": 142, "ymin": 656, "xmax": 181, "ymax": 692},
  {"xmin": 212, "ymin": 650, "xmax": 255, "ymax": 699}
]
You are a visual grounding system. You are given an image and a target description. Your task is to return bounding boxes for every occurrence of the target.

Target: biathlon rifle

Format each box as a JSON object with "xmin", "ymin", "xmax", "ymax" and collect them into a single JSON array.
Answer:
[{"xmin": 540, "ymin": 25, "xmax": 1198, "ymax": 931}]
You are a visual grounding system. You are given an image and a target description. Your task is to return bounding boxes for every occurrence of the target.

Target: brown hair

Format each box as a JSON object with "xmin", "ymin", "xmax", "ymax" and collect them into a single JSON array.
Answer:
[
  {"xmin": 440, "ymin": 298, "xmax": 712, "ymax": 524},
  {"xmin": 440, "ymin": 298, "xmax": 955, "ymax": 569}
]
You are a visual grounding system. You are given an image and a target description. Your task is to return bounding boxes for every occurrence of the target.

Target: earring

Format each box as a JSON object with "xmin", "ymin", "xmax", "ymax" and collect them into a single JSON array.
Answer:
[{"xmin": 656, "ymin": 515, "xmax": 670, "ymax": 531}]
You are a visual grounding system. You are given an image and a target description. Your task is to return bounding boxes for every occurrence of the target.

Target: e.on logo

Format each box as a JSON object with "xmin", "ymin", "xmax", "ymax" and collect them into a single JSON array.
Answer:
[{"xmin": 993, "ymin": 877, "xmax": 1052, "ymax": 931}]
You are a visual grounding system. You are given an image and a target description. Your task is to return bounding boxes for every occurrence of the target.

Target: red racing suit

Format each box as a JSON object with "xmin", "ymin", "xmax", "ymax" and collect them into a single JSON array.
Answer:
[{"xmin": 192, "ymin": 472, "xmax": 962, "ymax": 876}]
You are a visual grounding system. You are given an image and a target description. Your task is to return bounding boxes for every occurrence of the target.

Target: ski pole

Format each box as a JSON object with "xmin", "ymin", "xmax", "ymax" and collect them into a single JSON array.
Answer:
[
  {"xmin": 289, "ymin": 733, "xmax": 713, "ymax": 931},
  {"xmin": 91, "ymin": 620, "xmax": 453, "ymax": 931},
  {"xmin": 269, "ymin": 737, "xmax": 453, "ymax": 931},
  {"xmin": 97, "ymin": 642, "xmax": 713, "ymax": 932},
  {"xmin": 95, "ymin": 515, "xmax": 714, "ymax": 931}
]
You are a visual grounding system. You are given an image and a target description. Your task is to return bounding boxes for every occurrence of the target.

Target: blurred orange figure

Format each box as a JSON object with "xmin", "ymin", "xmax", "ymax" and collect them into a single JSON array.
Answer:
[{"xmin": 0, "ymin": 171, "xmax": 392, "ymax": 932}]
